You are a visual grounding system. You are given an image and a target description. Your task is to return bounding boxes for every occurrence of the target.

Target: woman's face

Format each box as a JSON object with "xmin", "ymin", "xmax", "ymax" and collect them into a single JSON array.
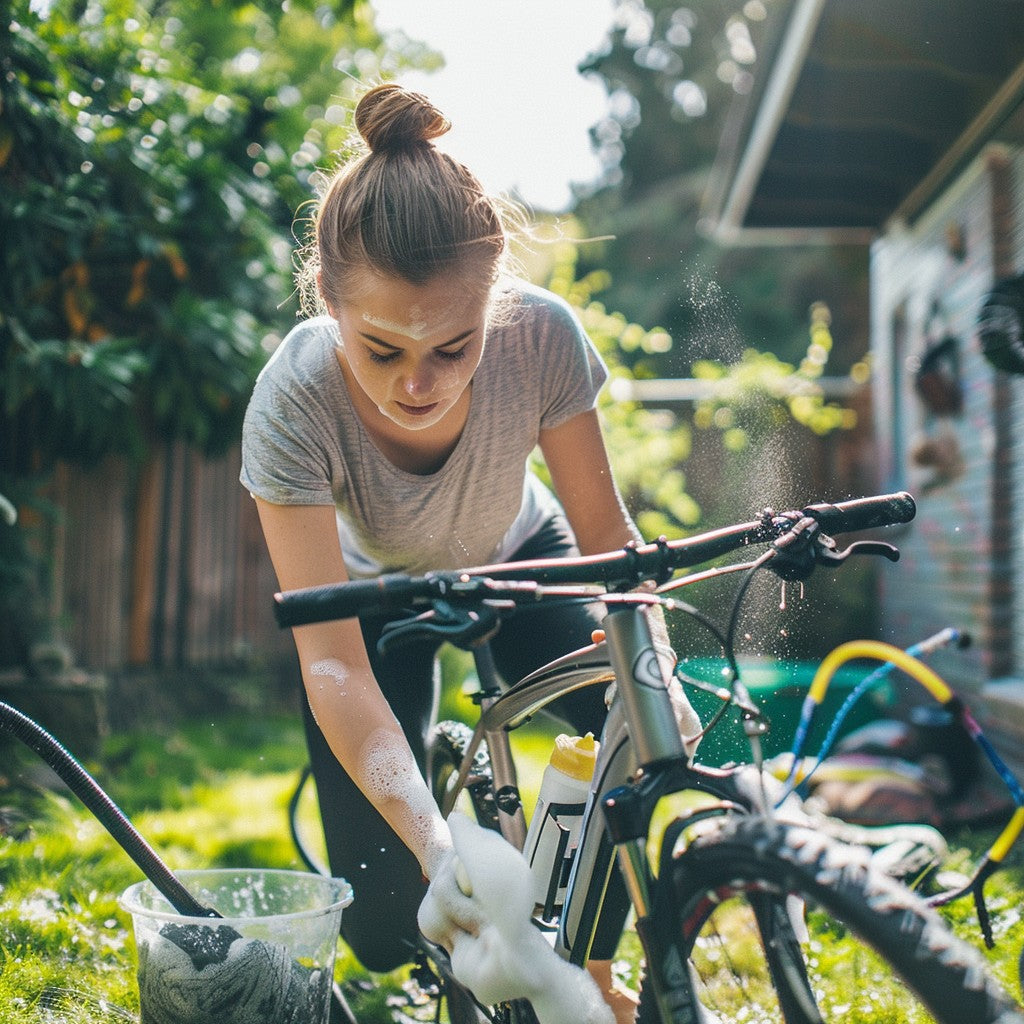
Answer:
[{"xmin": 332, "ymin": 275, "xmax": 488, "ymax": 432}]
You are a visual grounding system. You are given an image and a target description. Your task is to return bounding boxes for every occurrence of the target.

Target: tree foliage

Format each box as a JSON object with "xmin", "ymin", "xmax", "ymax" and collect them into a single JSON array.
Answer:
[
  {"xmin": 538, "ymin": 241, "xmax": 864, "ymax": 541},
  {"xmin": 0, "ymin": 0, "xmax": 407, "ymax": 472},
  {"xmin": 0, "ymin": 0, "xmax": 425, "ymax": 662},
  {"xmin": 574, "ymin": 0, "xmax": 870, "ymax": 376},
  {"xmin": 691, "ymin": 302, "xmax": 864, "ymax": 450},
  {"xmin": 540, "ymin": 243, "xmax": 698, "ymax": 539}
]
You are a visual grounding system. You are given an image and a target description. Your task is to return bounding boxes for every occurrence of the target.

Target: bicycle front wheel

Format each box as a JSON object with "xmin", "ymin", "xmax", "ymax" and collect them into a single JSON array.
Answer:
[{"xmin": 637, "ymin": 816, "xmax": 1023, "ymax": 1024}]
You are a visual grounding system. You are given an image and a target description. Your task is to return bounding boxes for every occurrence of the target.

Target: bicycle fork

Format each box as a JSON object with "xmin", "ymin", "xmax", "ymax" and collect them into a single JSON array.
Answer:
[{"xmin": 472, "ymin": 642, "xmax": 528, "ymax": 850}]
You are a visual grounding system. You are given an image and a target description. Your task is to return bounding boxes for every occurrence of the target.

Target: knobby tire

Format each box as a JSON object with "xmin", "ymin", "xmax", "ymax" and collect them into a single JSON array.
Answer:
[{"xmin": 637, "ymin": 816, "xmax": 1023, "ymax": 1024}]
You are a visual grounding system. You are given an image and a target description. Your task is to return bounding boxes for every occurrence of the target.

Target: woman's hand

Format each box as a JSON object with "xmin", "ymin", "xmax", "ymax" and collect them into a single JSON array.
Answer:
[
  {"xmin": 420, "ymin": 814, "xmax": 615, "ymax": 1024},
  {"xmin": 418, "ymin": 846, "xmax": 484, "ymax": 953}
]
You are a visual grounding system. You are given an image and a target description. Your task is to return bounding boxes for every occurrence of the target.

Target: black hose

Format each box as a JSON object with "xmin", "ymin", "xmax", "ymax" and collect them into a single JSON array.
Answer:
[{"xmin": 0, "ymin": 700, "xmax": 217, "ymax": 918}]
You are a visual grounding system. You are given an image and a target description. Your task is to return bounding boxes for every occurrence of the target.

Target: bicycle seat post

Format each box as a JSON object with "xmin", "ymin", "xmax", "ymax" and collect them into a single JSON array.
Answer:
[{"xmin": 471, "ymin": 641, "xmax": 528, "ymax": 849}]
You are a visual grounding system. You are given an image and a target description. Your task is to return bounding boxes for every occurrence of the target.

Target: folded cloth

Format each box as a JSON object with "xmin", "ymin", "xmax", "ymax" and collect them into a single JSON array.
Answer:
[{"xmin": 138, "ymin": 927, "xmax": 322, "ymax": 1024}]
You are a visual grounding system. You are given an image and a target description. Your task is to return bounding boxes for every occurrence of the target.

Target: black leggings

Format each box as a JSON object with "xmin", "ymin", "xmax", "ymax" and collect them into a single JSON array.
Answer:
[{"xmin": 301, "ymin": 515, "xmax": 630, "ymax": 972}]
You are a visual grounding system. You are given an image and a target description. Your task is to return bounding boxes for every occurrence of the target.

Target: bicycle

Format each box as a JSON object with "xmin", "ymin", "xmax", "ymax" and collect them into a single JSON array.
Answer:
[{"xmin": 275, "ymin": 491, "xmax": 1024, "ymax": 1024}]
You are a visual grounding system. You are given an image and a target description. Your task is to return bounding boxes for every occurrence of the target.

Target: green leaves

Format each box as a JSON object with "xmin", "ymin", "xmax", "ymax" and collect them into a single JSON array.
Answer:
[
  {"xmin": 3, "ymin": 329, "xmax": 147, "ymax": 466},
  {"xmin": 0, "ymin": 0, "xmax": 397, "ymax": 473},
  {"xmin": 544, "ymin": 242, "xmax": 701, "ymax": 537},
  {"xmin": 142, "ymin": 294, "xmax": 265, "ymax": 456}
]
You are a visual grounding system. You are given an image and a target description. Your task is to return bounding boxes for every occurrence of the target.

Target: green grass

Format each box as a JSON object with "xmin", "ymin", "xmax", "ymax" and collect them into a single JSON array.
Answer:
[
  {"xmin": 0, "ymin": 698, "xmax": 1022, "ymax": 1023},
  {"xmin": 0, "ymin": 695, "xmax": 555, "ymax": 1024},
  {"xmin": 0, "ymin": 710, "xmax": 364, "ymax": 1023}
]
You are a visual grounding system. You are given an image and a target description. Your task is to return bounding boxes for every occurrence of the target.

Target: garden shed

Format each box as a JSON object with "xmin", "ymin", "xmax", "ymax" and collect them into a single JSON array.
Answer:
[{"xmin": 704, "ymin": 0, "xmax": 1024, "ymax": 764}]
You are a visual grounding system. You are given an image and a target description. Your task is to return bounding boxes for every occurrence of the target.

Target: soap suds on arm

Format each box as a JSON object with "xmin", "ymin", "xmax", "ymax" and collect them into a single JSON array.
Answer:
[
  {"xmin": 301, "ymin": 644, "xmax": 453, "ymax": 881},
  {"xmin": 358, "ymin": 727, "xmax": 451, "ymax": 878}
]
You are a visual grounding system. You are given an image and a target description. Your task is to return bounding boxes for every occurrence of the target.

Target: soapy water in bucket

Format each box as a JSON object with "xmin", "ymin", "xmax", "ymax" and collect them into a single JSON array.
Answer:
[
  {"xmin": 0, "ymin": 702, "xmax": 351, "ymax": 1024},
  {"xmin": 121, "ymin": 869, "xmax": 352, "ymax": 1024}
]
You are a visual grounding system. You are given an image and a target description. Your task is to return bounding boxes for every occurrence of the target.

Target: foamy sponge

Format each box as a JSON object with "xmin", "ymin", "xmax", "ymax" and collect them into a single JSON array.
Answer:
[{"xmin": 419, "ymin": 812, "xmax": 614, "ymax": 1024}]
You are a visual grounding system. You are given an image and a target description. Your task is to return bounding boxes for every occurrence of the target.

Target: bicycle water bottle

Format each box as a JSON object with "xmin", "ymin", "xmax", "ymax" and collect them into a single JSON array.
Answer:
[{"xmin": 522, "ymin": 732, "xmax": 598, "ymax": 913}]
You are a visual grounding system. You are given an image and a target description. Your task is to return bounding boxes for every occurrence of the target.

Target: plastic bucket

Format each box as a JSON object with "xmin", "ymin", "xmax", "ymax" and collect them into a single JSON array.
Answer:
[{"xmin": 120, "ymin": 868, "xmax": 352, "ymax": 1024}]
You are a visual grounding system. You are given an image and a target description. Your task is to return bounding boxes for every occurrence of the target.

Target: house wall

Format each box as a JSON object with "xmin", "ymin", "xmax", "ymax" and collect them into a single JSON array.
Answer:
[{"xmin": 871, "ymin": 145, "xmax": 1024, "ymax": 758}]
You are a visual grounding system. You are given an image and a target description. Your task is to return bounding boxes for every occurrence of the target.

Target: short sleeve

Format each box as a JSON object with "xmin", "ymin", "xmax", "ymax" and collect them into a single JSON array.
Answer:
[
  {"xmin": 240, "ymin": 366, "xmax": 336, "ymax": 506},
  {"xmin": 535, "ymin": 293, "xmax": 609, "ymax": 429}
]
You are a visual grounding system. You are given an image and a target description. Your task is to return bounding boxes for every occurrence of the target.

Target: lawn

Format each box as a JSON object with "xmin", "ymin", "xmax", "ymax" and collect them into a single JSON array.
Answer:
[
  {"xmin": 0, "ymin": 664, "xmax": 563, "ymax": 1024},
  {"xmin": 0, "ymin": 688, "xmax": 1022, "ymax": 1023}
]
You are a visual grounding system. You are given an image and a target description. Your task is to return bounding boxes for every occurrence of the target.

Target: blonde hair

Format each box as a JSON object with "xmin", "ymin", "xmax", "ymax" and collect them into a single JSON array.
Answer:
[{"xmin": 297, "ymin": 84, "xmax": 521, "ymax": 317}]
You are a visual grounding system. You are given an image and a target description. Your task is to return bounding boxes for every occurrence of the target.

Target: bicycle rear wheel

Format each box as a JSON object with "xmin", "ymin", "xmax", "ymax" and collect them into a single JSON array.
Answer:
[
  {"xmin": 637, "ymin": 816, "xmax": 1023, "ymax": 1024},
  {"xmin": 429, "ymin": 719, "xmax": 501, "ymax": 830}
]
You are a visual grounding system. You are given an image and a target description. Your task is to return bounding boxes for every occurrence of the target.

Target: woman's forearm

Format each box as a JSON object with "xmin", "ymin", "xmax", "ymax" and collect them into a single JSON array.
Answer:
[
  {"xmin": 356, "ymin": 724, "xmax": 453, "ymax": 879},
  {"xmin": 303, "ymin": 654, "xmax": 453, "ymax": 878}
]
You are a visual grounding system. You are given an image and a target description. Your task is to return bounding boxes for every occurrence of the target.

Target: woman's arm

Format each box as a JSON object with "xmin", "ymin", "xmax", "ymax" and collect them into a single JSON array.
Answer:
[
  {"xmin": 253, "ymin": 498, "xmax": 454, "ymax": 880},
  {"xmin": 539, "ymin": 410, "xmax": 703, "ymax": 753},
  {"xmin": 538, "ymin": 408, "xmax": 638, "ymax": 556}
]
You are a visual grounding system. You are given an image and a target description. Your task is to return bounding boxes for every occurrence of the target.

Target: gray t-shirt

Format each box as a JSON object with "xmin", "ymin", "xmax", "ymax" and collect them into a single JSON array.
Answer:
[{"xmin": 240, "ymin": 281, "xmax": 608, "ymax": 577}]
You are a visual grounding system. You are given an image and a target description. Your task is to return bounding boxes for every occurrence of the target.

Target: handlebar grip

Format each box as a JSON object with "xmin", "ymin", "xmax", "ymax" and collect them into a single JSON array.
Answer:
[
  {"xmin": 274, "ymin": 573, "xmax": 423, "ymax": 628},
  {"xmin": 802, "ymin": 491, "xmax": 916, "ymax": 533}
]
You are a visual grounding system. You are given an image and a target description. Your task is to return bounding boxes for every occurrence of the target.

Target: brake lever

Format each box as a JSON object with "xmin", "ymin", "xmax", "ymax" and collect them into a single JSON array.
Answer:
[
  {"xmin": 377, "ymin": 600, "xmax": 507, "ymax": 654},
  {"xmin": 818, "ymin": 539, "xmax": 900, "ymax": 567},
  {"xmin": 769, "ymin": 516, "xmax": 900, "ymax": 580}
]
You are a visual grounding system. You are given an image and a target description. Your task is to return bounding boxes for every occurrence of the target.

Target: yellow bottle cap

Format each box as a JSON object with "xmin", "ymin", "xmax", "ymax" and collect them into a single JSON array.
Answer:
[{"xmin": 550, "ymin": 732, "xmax": 599, "ymax": 781}]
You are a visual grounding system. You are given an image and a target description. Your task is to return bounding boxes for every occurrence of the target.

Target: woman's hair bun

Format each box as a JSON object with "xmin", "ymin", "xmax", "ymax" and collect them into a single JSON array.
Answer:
[{"xmin": 355, "ymin": 83, "xmax": 451, "ymax": 154}]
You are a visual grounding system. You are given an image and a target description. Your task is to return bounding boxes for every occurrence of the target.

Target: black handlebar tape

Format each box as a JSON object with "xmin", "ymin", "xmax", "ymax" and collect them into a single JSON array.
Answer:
[
  {"xmin": 803, "ymin": 491, "xmax": 916, "ymax": 533},
  {"xmin": 274, "ymin": 573, "xmax": 425, "ymax": 628}
]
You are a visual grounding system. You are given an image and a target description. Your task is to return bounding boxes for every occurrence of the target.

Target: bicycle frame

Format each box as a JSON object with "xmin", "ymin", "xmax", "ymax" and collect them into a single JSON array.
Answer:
[{"xmin": 453, "ymin": 601, "xmax": 710, "ymax": 976}]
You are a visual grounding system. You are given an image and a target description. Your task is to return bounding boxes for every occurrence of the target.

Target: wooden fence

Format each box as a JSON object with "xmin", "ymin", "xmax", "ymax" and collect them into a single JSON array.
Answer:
[{"xmin": 40, "ymin": 443, "xmax": 292, "ymax": 676}]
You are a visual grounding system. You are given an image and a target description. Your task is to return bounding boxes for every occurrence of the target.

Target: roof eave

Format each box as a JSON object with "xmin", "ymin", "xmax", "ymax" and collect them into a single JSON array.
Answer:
[
  {"xmin": 707, "ymin": 0, "xmax": 826, "ymax": 244},
  {"xmin": 885, "ymin": 58, "xmax": 1024, "ymax": 230},
  {"xmin": 704, "ymin": 222, "xmax": 878, "ymax": 247},
  {"xmin": 707, "ymin": 4, "xmax": 1024, "ymax": 246}
]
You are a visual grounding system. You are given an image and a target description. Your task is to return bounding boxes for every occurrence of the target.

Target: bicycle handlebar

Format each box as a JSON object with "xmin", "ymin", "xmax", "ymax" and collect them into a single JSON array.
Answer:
[
  {"xmin": 273, "ymin": 491, "xmax": 915, "ymax": 629},
  {"xmin": 801, "ymin": 492, "xmax": 915, "ymax": 534}
]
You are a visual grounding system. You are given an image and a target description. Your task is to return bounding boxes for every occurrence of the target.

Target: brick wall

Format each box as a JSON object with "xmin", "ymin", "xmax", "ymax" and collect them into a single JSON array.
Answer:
[{"xmin": 871, "ymin": 145, "xmax": 1024, "ymax": 757}]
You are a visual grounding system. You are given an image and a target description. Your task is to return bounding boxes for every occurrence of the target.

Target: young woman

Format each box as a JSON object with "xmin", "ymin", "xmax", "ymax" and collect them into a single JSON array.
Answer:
[{"xmin": 240, "ymin": 82, "xmax": 700, "ymax": 1023}]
